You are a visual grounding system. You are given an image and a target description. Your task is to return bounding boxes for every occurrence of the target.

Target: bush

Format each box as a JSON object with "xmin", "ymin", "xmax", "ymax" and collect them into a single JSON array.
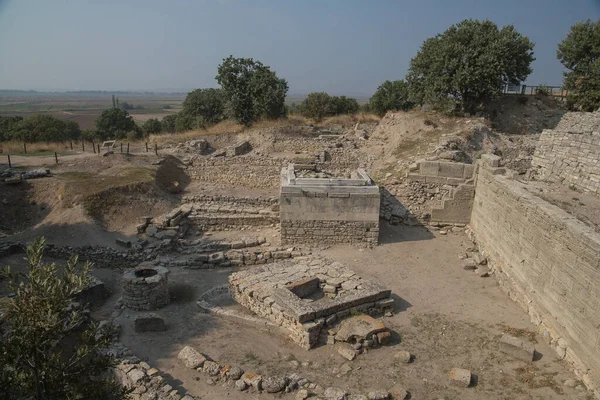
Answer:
[
  {"xmin": 0, "ymin": 238, "xmax": 127, "ymax": 399},
  {"xmin": 298, "ymin": 92, "xmax": 332, "ymax": 122},
  {"xmin": 536, "ymin": 84, "xmax": 550, "ymax": 96},
  {"xmin": 161, "ymin": 114, "xmax": 177, "ymax": 133},
  {"xmin": 406, "ymin": 19, "xmax": 535, "ymax": 113},
  {"xmin": 558, "ymin": 19, "xmax": 600, "ymax": 111},
  {"xmin": 5, "ymin": 115, "xmax": 81, "ymax": 143},
  {"xmin": 369, "ymin": 80, "xmax": 413, "ymax": 116},
  {"xmin": 179, "ymin": 88, "xmax": 226, "ymax": 129}
]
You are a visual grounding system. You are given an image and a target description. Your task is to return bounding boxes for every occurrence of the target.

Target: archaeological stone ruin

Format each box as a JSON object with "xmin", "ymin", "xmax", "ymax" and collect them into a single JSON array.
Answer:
[
  {"xmin": 122, "ymin": 266, "xmax": 170, "ymax": 311},
  {"xmin": 280, "ymin": 163, "xmax": 380, "ymax": 246}
]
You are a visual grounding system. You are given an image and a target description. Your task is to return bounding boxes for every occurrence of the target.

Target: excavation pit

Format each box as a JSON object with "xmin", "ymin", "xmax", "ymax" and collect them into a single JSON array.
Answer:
[
  {"xmin": 123, "ymin": 265, "xmax": 170, "ymax": 311},
  {"xmin": 229, "ymin": 258, "xmax": 394, "ymax": 349}
]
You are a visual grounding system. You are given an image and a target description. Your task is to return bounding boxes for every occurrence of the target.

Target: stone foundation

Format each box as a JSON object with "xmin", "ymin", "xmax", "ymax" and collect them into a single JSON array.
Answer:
[
  {"xmin": 229, "ymin": 258, "xmax": 393, "ymax": 349},
  {"xmin": 280, "ymin": 220, "xmax": 379, "ymax": 245},
  {"xmin": 122, "ymin": 266, "xmax": 170, "ymax": 311}
]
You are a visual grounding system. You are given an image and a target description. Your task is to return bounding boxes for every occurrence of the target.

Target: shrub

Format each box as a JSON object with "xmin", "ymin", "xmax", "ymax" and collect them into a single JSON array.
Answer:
[{"xmin": 369, "ymin": 80, "xmax": 413, "ymax": 116}]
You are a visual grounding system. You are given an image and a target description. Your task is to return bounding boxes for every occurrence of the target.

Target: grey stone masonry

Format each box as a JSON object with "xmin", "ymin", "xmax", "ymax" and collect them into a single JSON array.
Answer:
[
  {"xmin": 470, "ymin": 159, "xmax": 600, "ymax": 391},
  {"xmin": 123, "ymin": 266, "xmax": 170, "ymax": 311},
  {"xmin": 531, "ymin": 110, "xmax": 600, "ymax": 196},
  {"xmin": 280, "ymin": 164, "xmax": 380, "ymax": 246},
  {"xmin": 229, "ymin": 257, "xmax": 393, "ymax": 349}
]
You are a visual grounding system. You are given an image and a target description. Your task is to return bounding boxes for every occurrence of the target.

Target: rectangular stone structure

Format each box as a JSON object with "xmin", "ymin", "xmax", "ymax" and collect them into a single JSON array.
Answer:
[
  {"xmin": 280, "ymin": 164, "xmax": 380, "ymax": 246},
  {"xmin": 229, "ymin": 258, "xmax": 394, "ymax": 349}
]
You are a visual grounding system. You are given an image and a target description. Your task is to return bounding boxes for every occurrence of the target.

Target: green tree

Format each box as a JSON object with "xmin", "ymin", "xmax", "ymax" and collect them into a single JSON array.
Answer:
[
  {"xmin": 369, "ymin": 80, "xmax": 413, "ymax": 116},
  {"xmin": 94, "ymin": 108, "xmax": 137, "ymax": 140},
  {"xmin": 557, "ymin": 19, "xmax": 600, "ymax": 111},
  {"xmin": 406, "ymin": 19, "xmax": 535, "ymax": 113},
  {"xmin": 0, "ymin": 238, "xmax": 126, "ymax": 400},
  {"xmin": 330, "ymin": 96, "xmax": 360, "ymax": 115},
  {"xmin": 161, "ymin": 114, "xmax": 177, "ymax": 133},
  {"xmin": 298, "ymin": 92, "xmax": 332, "ymax": 122},
  {"xmin": 0, "ymin": 116, "xmax": 23, "ymax": 141},
  {"xmin": 179, "ymin": 88, "xmax": 227, "ymax": 128},
  {"xmin": 142, "ymin": 118, "xmax": 162, "ymax": 134},
  {"xmin": 10, "ymin": 115, "xmax": 81, "ymax": 142},
  {"xmin": 216, "ymin": 56, "xmax": 289, "ymax": 125}
]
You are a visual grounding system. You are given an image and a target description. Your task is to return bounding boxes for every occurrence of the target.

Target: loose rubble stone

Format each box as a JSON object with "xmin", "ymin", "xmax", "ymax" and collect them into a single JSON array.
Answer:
[
  {"xmin": 376, "ymin": 331, "xmax": 391, "ymax": 345},
  {"xmin": 177, "ymin": 346, "xmax": 206, "ymax": 369},
  {"xmin": 296, "ymin": 389, "xmax": 310, "ymax": 400},
  {"xmin": 348, "ymin": 395, "xmax": 368, "ymax": 400},
  {"xmin": 336, "ymin": 315, "xmax": 387, "ymax": 342},
  {"xmin": 476, "ymin": 266, "xmax": 490, "ymax": 277},
  {"xmin": 394, "ymin": 351, "xmax": 412, "ymax": 364},
  {"xmin": 241, "ymin": 372, "xmax": 262, "ymax": 391},
  {"xmin": 235, "ymin": 379, "xmax": 247, "ymax": 391},
  {"xmin": 134, "ymin": 313, "xmax": 166, "ymax": 332},
  {"xmin": 462, "ymin": 258, "xmax": 477, "ymax": 270},
  {"xmin": 324, "ymin": 386, "xmax": 348, "ymax": 400},
  {"xmin": 228, "ymin": 365, "xmax": 244, "ymax": 380},
  {"xmin": 367, "ymin": 390, "xmax": 390, "ymax": 399},
  {"xmin": 388, "ymin": 384, "xmax": 408, "ymax": 399},
  {"xmin": 203, "ymin": 360, "xmax": 221, "ymax": 376},
  {"xmin": 338, "ymin": 344, "xmax": 357, "ymax": 361},
  {"xmin": 262, "ymin": 376, "xmax": 288, "ymax": 393},
  {"xmin": 499, "ymin": 334, "xmax": 535, "ymax": 362},
  {"xmin": 449, "ymin": 368, "xmax": 472, "ymax": 387}
]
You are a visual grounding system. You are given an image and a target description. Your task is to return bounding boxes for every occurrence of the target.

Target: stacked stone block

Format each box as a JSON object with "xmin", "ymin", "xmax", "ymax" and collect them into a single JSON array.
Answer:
[{"xmin": 122, "ymin": 266, "xmax": 170, "ymax": 311}]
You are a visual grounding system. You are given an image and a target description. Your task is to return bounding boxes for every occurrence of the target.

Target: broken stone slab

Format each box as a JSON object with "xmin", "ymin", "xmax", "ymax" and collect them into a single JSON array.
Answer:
[
  {"xmin": 134, "ymin": 313, "xmax": 166, "ymax": 332},
  {"xmin": 336, "ymin": 315, "xmax": 387, "ymax": 342},
  {"xmin": 499, "ymin": 334, "xmax": 535, "ymax": 362},
  {"xmin": 241, "ymin": 372, "xmax": 262, "ymax": 391},
  {"xmin": 449, "ymin": 367, "xmax": 472, "ymax": 387},
  {"xmin": 177, "ymin": 346, "xmax": 207, "ymax": 369},
  {"xmin": 337, "ymin": 343, "xmax": 358, "ymax": 361},
  {"xmin": 476, "ymin": 266, "xmax": 490, "ymax": 277}
]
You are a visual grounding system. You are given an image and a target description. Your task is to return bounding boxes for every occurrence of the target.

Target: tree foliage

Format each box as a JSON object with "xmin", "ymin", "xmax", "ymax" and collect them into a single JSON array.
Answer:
[
  {"xmin": 161, "ymin": 114, "xmax": 177, "ymax": 133},
  {"xmin": 1, "ymin": 115, "xmax": 81, "ymax": 143},
  {"xmin": 216, "ymin": 56, "xmax": 288, "ymax": 125},
  {"xmin": 557, "ymin": 19, "xmax": 600, "ymax": 111},
  {"xmin": 178, "ymin": 88, "xmax": 227, "ymax": 130},
  {"xmin": 406, "ymin": 19, "xmax": 535, "ymax": 113},
  {"xmin": 94, "ymin": 108, "xmax": 141, "ymax": 140},
  {"xmin": 0, "ymin": 238, "xmax": 126, "ymax": 400},
  {"xmin": 298, "ymin": 92, "xmax": 361, "ymax": 121},
  {"xmin": 369, "ymin": 80, "xmax": 413, "ymax": 116},
  {"xmin": 142, "ymin": 118, "xmax": 162, "ymax": 134}
]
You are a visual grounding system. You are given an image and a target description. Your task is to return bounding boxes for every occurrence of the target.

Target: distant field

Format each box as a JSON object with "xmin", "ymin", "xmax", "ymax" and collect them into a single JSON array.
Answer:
[{"xmin": 0, "ymin": 91, "xmax": 185, "ymax": 129}]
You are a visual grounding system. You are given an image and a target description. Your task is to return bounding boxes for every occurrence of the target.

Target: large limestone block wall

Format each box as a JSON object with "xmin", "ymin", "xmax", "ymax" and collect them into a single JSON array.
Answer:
[
  {"xmin": 531, "ymin": 111, "xmax": 600, "ymax": 196},
  {"xmin": 471, "ymin": 163, "xmax": 600, "ymax": 389}
]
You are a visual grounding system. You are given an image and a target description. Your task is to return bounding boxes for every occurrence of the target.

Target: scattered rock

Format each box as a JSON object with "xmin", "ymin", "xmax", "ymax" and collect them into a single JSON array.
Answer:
[
  {"xmin": 262, "ymin": 376, "xmax": 288, "ymax": 393},
  {"xmin": 235, "ymin": 379, "xmax": 247, "ymax": 391},
  {"xmin": 336, "ymin": 315, "xmax": 387, "ymax": 342},
  {"xmin": 241, "ymin": 372, "xmax": 262, "ymax": 391},
  {"xmin": 476, "ymin": 266, "xmax": 490, "ymax": 277},
  {"xmin": 499, "ymin": 334, "xmax": 535, "ymax": 362},
  {"xmin": 367, "ymin": 389, "xmax": 390, "ymax": 399},
  {"xmin": 338, "ymin": 344, "xmax": 358, "ymax": 361},
  {"xmin": 228, "ymin": 365, "xmax": 244, "ymax": 380},
  {"xmin": 563, "ymin": 379, "xmax": 578, "ymax": 388},
  {"xmin": 324, "ymin": 386, "xmax": 348, "ymax": 400},
  {"xmin": 394, "ymin": 351, "xmax": 412, "ymax": 364},
  {"xmin": 462, "ymin": 258, "xmax": 477, "ymax": 270},
  {"xmin": 203, "ymin": 360, "xmax": 221, "ymax": 376},
  {"xmin": 296, "ymin": 389, "xmax": 309, "ymax": 400},
  {"xmin": 449, "ymin": 368, "xmax": 472, "ymax": 387},
  {"xmin": 177, "ymin": 346, "xmax": 207, "ymax": 369},
  {"xmin": 388, "ymin": 384, "xmax": 408, "ymax": 399},
  {"xmin": 376, "ymin": 331, "xmax": 392, "ymax": 345}
]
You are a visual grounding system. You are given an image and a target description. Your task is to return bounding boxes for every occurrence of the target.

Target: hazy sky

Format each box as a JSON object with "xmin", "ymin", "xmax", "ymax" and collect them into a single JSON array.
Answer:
[{"xmin": 0, "ymin": 0, "xmax": 599, "ymax": 95}]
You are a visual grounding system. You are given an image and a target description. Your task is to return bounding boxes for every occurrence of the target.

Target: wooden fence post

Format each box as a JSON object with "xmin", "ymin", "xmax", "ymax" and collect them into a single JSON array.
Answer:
[
  {"xmin": 23, "ymin": 142, "xmax": 27, "ymax": 154},
  {"xmin": 127, "ymin": 143, "xmax": 129, "ymax": 155},
  {"xmin": 155, "ymin": 143, "xmax": 158, "ymax": 155},
  {"xmin": 145, "ymin": 142, "xmax": 149, "ymax": 152},
  {"xmin": 7, "ymin": 154, "xmax": 11, "ymax": 168},
  {"xmin": 82, "ymin": 140, "xmax": 85, "ymax": 152},
  {"xmin": 121, "ymin": 143, "xmax": 123, "ymax": 153},
  {"xmin": 54, "ymin": 152, "xmax": 58, "ymax": 164},
  {"xmin": 97, "ymin": 143, "xmax": 100, "ymax": 154},
  {"xmin": 70, "ymin": 141, "xmax": 73, "ymax": 150},
  {"xmin": 92, "ymin": 142, "xmax": 96, "ymax": 154}
]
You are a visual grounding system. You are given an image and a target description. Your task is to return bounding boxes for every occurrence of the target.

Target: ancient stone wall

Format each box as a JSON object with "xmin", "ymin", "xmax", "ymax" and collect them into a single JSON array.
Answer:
[
  {"xmin": 531, "ymin": 111, "xmax": 600, "ymax": 196},
  {"xmin": 470, "ymin": 159, "xmax": 600, "ymax": 390},
  {"xmin": 280, "ymin": 166, "xmax": 380, "ymax": 246}
]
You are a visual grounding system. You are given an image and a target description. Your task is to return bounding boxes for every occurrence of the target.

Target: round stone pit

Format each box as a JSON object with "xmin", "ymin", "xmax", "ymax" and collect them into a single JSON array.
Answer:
[{"xmin": 123, "ymin": 266, "xmax": 170, "ymax": 311}]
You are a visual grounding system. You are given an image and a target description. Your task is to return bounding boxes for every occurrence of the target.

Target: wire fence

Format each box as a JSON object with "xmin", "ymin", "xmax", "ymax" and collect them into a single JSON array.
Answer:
[{"xmin": 503, "ymin": 84, "xmax": 568, "ymax": 100}]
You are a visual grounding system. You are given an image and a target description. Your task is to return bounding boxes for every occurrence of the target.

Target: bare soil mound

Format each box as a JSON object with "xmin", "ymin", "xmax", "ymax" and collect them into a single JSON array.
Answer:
[{"xmin": 487, "ymin": 95, "xmax": 566, "ymax": 135}]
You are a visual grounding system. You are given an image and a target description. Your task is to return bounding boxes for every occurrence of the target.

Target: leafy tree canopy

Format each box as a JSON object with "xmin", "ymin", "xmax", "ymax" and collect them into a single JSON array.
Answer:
[
  {"xmin": 179, "ymin": 88, "xmax": 227, "ymax": 129},
  {"xmin": 4, "ymin": 114, "xmax": 81, "ymax": 142},
  {"xmin": 216, "ymin": 56, "xmax": 288, "ymax": 125},
  {"xmin": 298, "ymin": 92, "xmax": 361, "ymax": 121},
  {"xmin": 0, "ymin": 238, "xmax": 126, "ymax": 400},
  {"xmin": 369, "ymin": 80, "xmax": 413, "ymax": 116},
  {"xmin": 406, "ymin": 19, "xmax": 535, "ymax": 113},
  {"xmin": 142, "ymin": 118, "xmax": 162, "ymax": 134},
  {"xmin": 94, "ymin": 108, "xmax": 138, "ymax": 140},
  {"xmin": 161, "ymin": 114, "xmax": 177, "ymax": 133},
  {"xmin": 557, "ymin": 19, "xmax": 600, "ymax": 111}
]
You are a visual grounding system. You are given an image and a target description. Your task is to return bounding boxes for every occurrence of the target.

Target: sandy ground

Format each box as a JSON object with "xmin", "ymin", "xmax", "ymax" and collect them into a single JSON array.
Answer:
[{"xmin": 74, "ymin": 223, "xmax": 590, "ymax": 400}]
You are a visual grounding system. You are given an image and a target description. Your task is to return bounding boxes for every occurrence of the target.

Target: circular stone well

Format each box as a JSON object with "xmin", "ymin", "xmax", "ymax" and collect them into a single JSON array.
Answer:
[{"xmin": 123, "ymin": 266, "xmax": 170, "ymax": 311}]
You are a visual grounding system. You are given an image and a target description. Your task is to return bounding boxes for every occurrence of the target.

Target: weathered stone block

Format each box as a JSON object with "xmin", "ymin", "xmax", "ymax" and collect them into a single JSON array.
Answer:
[
  {"xmin": 134, "ymin": 312, "xmax": 166, "ymax": 332},
  {"xmin": 499, "ymin": 334, "xmax": 535, "ymax": 362}
]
